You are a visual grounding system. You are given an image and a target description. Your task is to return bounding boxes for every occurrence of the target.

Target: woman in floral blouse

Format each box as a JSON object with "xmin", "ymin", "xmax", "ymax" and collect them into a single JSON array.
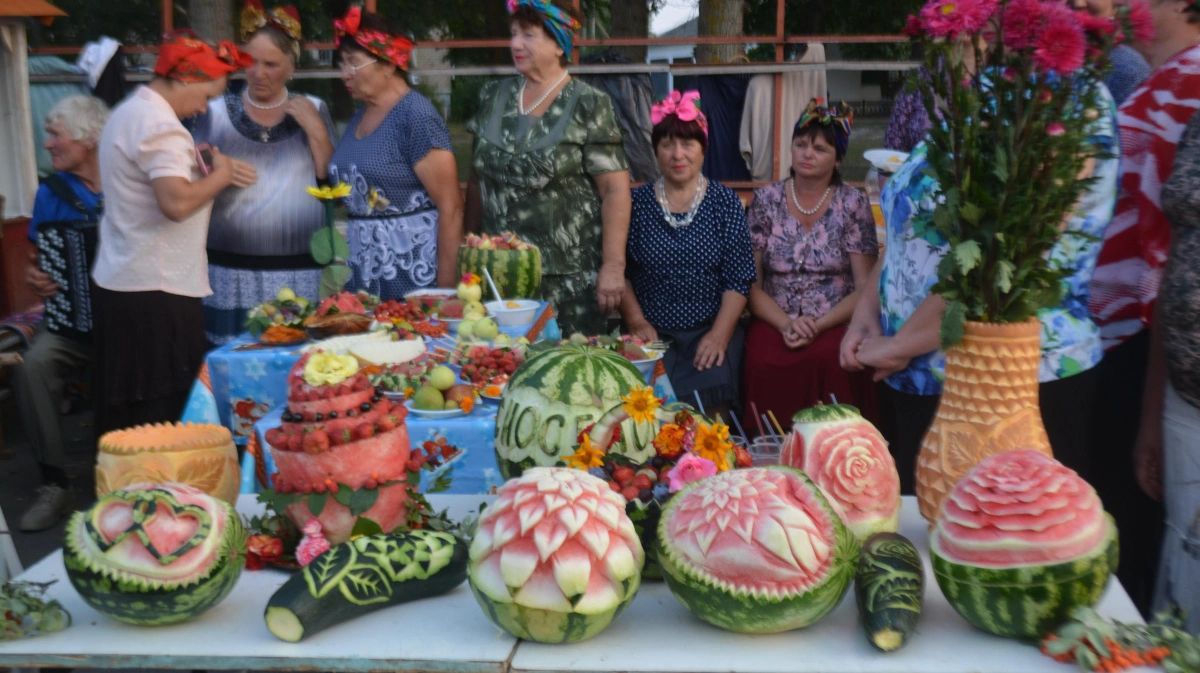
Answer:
[{"xmin": 742, "ymin": 101, "xmax": 879, "ymax": 434}]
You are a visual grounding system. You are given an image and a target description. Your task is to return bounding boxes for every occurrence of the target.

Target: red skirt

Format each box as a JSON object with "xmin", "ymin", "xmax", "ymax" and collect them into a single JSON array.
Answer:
[{"xmin": 741, "ymin": 319, "xmax": 879, "ymax": 434}]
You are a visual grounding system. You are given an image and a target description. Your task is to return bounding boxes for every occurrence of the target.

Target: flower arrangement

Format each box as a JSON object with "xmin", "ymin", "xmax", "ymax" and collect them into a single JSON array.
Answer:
[
  {"xmin": 307, "ymin": 182, "xmax": 353, "ymax": 298},
  {"xmin": 902, "ymin": 0, "xmax": 1147, "ymax": 345}
]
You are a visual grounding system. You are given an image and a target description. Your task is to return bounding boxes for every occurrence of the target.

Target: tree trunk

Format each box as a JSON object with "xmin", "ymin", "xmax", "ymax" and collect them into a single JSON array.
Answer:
[
  {"xmin": 695, "ymin": 0, "xmax": 744, "ymax": 64},
  {"xmin": 189, "ymin": 0, "xmax": 234, "ymax": 42},
  {"xmin": 608, "ymin": 0, "xmax": 649, "ymax": 62}
]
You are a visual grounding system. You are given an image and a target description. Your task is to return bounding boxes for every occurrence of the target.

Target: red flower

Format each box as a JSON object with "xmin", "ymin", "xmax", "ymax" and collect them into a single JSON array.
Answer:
[
  {"xmin": 1077, "ymin": 12, "xmax": 1116, "ymax": 38},
  {"xmin": 1033, "ymin": 5, "xmax": 1086, "ymax": 74},
  {"xmin": 246, "ymin": 534, "xmax": 284, "ymax": 570},
  {"xmin": 903, "ymin": 14, "xmax": 924, "ymax": 38},
  {"xmin": 919, "ymin": 0, "xmax": 1000, "ymax": 39},
  {"xmin": 734, "ymin": 445, "xmax": 753, "ymax": 469},
  {"xmin": 1126, "ymin": 0, "xmax": 1155, "ymax": 45},
  {"xmin": 1046, "ymin": 122, "xmax": 1066, "ymax": 136},
  {"xmin": 1000, "ymin": 0, "xmax": 1042, "ymax": 50}
]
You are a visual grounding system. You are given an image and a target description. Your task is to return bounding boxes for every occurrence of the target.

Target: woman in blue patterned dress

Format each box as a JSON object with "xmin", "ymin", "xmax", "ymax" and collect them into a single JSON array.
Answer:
[
  {"xmin": 621, "ymin": 91, "xmax": 756, "ymax": 417},
  {"xmin": 328, "ymin": 8, "xmax": 463, "ymax": 298}
]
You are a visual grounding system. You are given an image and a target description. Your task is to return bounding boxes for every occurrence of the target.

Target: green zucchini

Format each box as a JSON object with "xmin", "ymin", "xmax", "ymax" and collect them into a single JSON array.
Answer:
[
  {"xmin": 854, "ymin": 532, "xmax": 924, "ymax": 652},
  {"xmin": 265, "ymin": 529, "xmax": 468, "ymax": 642}
]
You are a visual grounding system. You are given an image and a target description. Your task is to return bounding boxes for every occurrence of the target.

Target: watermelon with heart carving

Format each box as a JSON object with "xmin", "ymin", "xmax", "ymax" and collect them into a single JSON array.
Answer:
[{"xmin": 63, "ymin": 482, "xmax": 246, "ymax": 625}]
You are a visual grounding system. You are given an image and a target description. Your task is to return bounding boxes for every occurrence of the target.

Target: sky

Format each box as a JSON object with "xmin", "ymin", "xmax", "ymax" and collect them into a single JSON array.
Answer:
[{"xmin": 650, "ymin": 0, "xmax": 698, "ymax": 36}]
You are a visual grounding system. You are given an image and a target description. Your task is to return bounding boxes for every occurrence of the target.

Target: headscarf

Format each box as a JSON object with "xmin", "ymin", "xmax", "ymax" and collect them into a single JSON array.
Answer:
[
  {"xmin": 240, "ymin": 0, "xmax": 302, "ymax": 43},
  {"xmin": 154, "ymin": 30, "xmax": 253, "ymax": 83},
  {"xmin": 506, "ymin": 0, "xmax": 581, "ymax": 56},
  {"xmin": 333, "ymin": 6, "xmax": 414, "ymax": 71},
  {"xmin": 650, "ymin": 90, "xmax": 708, "ymax": 138},
  {"xmin": 794, "ymin": 98, "xmax": 854, "ymax": 158}
]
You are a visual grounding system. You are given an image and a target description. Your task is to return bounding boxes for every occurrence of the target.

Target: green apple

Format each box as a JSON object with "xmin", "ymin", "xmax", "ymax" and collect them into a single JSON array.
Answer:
[
  {"xmin": 516, "ymin": 336, "xmax": 530, "ymax": 345},
  {"xmin": 457, "ymin": 319, "xmax": 477, "ymax": 338},
  {"xmin": 457, "ymin": 282, "xmax": 483, "ymax": 302},
  {"xmin": 428, "ymin": 365, "xmax": 456, "ymax": 391},
  {"xmin": 276, "ymin": 287, "xmax": 296, "ymax": 302},
  {"xmin": 493, "ymin": 333, "xmax": 512, "ymax": 346},
  {"xmin": 444, "ymin": 399, "xmax": 460, "ymax": 410},
  {"xmin": 475, "ymin": 318, "xmax": 499, "ymax": 340},
  {"xmin": 413, "ymin": 386, "xmax": 445, "ymax": 411},
  {"xmin": 464, "ymin": 301, "xmax": 486, "ymax": 320}
]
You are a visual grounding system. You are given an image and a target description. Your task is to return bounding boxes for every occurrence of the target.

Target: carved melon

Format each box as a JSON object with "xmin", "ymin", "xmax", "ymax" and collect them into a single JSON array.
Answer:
[{"xmin": 96, "ymin": 423, "xmax": 240, "ymax": 504}]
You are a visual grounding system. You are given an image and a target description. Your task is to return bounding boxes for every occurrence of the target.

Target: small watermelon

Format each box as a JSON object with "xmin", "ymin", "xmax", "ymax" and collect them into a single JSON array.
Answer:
[
  {"xmin": 930, "ymin": 450, "xmax": 1118, "ymax": 639},
  {"xmin": 658, "ymin": 466, "xmax": 859, "ymax": 633},
  {"xmin": 467, "ymin": 468, "xmax": 643, "ymax": 643},
  {"xmin": 63, "ymin": 483, "xmax": 246, "ymax": 626},
  {"xmin": 781, "ymin": 404, "xmax": 901, "ymax": 542},
  {"xmin": 457, "ymin": 243, "xmax": 542, "ymax": 299}
]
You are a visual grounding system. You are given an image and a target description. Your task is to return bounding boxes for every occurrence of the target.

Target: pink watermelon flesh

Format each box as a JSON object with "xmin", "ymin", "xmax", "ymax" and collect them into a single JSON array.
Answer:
[
  {"xmin": 936, "ymin": 450, "xmax": 1108, "ymax": 567},
  {"xmin": 94, "ymin": 482, "xmax": 227, "ymax": 580}
]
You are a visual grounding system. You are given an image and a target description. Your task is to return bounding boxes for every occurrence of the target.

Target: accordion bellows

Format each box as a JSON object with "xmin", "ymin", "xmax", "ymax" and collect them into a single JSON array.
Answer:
[{"xmin": 96, "ymin": 422, "xmax": 241, "ymax": 504}]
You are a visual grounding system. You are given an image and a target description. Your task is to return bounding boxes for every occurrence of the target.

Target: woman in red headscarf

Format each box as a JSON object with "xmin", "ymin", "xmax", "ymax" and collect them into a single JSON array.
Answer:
[{"xmin": 91, "ymin": 31, "xmax": 258, "ymax": 435}]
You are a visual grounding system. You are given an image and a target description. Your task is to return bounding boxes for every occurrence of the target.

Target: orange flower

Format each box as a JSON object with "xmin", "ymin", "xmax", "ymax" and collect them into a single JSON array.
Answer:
[
  {"xmin": 565, "ymin": 435, "xmax": 605, "ymax": 470},
  {"xmin": 460, "ymin": 396, "xmax": 475, "ymax": 414},
  {"xmin": 653, "ymin": 423, "xmax": 686, "ymax": 459},
  {"xmin": 692, "ymin": 423, "xmax": 732, "ymax": 471},
  {"xmin": 404, "ymin": 387, "xmax": 415, "ymax": 399}
]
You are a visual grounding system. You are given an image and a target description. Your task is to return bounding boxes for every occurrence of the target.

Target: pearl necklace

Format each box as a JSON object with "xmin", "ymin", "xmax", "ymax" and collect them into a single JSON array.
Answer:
[
  {"xmin": 655, "ymin": 176, "xmax": 707, "ymax": 228},
  {"xmin": 790, "ymin": 178, "xmax": 832, "ymax": 216},
  {"xmin": 518, "ymin": 70, "xmax": 569, "ymax": 115},
  {"xmin": 244, "ymin": 88, "xmax": 289, "ymax": 110}
]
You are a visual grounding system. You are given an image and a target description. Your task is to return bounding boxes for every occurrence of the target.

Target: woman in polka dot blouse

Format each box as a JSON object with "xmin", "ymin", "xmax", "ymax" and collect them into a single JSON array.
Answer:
[
  {"xmin": 742, "ymin": 100, "xmax": 879, "ymax": 433},
  {"xmin": 621, "ymin": 91, "xmax": 756, "ymax": 420}
]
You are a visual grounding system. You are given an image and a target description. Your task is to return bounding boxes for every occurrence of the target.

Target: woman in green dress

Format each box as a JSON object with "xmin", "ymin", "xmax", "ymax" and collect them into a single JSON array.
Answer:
[{"xmin": 465, "ymin": 0, "xmax": 632, "ymax": 336}]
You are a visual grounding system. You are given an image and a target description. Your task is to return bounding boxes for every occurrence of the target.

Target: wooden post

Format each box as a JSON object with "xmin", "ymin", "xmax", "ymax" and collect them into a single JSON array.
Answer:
[
  {"xmin": 162, "ymin": 0, "xmax": 172, "ymax": 33},
  {"xmin": 772, "ymin": 0, "xmax": 785, "ymax": 181}
]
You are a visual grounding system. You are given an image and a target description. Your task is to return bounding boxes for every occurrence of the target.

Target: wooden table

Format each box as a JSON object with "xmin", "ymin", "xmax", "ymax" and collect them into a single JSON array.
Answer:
[{"xmin": 0, "ymin": 496, "xmax": 1153, "ymax": 673}]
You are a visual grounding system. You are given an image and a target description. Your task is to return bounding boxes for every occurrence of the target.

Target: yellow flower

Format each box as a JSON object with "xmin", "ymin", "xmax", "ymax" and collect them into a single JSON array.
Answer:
[
  {"xmin": 565, "ymin": 435, "xmax": 605, "ymax": 470},
  {"xmin": 303, "ymin": 352, "xmax": 359, "ymax": 387},
  {"xmin": 622, "ymin": 387, "xmax": 660, "ymax": 425},
  {"xmin": 692, "ymin": 423, "xmax": 732, "ymax": 471},
  {"xmin": 306, "ymin": 182, "xmax": 352, "ymax": 200}
]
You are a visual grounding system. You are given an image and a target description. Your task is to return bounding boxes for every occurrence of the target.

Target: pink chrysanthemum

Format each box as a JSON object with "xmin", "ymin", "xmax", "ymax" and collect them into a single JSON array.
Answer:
[
  {"xmin": 1000, "ymin": 0, "xmax": 1043, "ymax": 50},
  {"xmin": 1126, "ymin": 0, "xmax": 1156, "ymax": 45},
  {"xmin": 919, "ymin": 0, "xmax": 999, "ymax": 39},
  {"xmin": 1077, "ymin": 11, "xmax": 1116, "ymax": 38},
  {"xmin": 903, "ymin": 14, "xmax": 924, "ymax": 38},
  {"xmin": 1046, "ymin": 122, "xmax": 1066, "ymax": 136},
  {"xmin": 1033, "ymin": 5, "xmax": 1086, "ymax": 74}
]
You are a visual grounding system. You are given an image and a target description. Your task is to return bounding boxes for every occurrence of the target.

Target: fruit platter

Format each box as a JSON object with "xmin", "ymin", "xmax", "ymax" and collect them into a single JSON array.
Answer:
[
  {"xmin": 303, "ymin": 291, "xmax": 377, "ymax": 339},
  {"xmin": 245, "ymin": 287, "xmax": 313, "ymax": 337},
  {"xmin": 406, "ymin": 364, "xmax": 478, "ymax": 416},
  {"xmin": 448, "ymin": 343, "xmax": 528, "ymax": 389}
]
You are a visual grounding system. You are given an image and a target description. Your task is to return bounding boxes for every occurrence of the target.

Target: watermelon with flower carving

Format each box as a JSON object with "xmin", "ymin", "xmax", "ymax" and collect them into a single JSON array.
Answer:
[{"xmin": 658, "ymin": 466, "xmax": 859, "ymax": 633}]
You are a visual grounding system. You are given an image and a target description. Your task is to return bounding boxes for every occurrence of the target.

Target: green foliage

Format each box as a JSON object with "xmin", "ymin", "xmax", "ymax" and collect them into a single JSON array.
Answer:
[{"xmin": 310, "ymin": 226, "xmax": 350, "ymax": 265}]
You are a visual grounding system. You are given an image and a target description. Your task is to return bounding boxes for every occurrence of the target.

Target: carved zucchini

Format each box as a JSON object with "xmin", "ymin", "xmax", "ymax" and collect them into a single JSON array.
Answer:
[{"xmin": 264, "ymin": 530, "xmax": 468, "ymax": 642}]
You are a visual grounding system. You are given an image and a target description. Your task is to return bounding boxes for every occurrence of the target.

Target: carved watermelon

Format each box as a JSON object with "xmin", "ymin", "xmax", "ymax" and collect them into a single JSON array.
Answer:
[
  {"xmin": 930, "ymin": 450, "xmax": 1118, "ymax": 639},
  {"xmin": 63, "ymin": 483, "xmax": 246, "ymax": 625},
  {"xmin": 467, "ymin": 468, "xmax": 644, "ymax": 643},
  {"xmin": 658, "ymin": 466, "xmax": 859, "ymax": 633},
  {"xmin": 494, "ymin": 345, "xmax": 649, "ymax": 479},
  {"xmin": 781, "ymin": 404, "xmax": 900, "ymax": 542}
]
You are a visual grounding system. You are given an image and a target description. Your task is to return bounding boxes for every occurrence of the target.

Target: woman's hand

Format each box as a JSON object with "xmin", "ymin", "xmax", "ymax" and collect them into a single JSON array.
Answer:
[
  {"xmin": 596, "ymin": 262, "xmax": 625, "ymax": 314},
  {"xmin": 784, "ymin": 315, "xmax": 819, "ymax": 349},
  {"xmin": 210, "ymin": 147, "xmax": 257, "ymax": 188},
  {"xmin": 628, "ymin": 318, "xmax": 658, "ymax": 344},
  {"xmin": 25, "ymin": 254, "xmax": 58, "ymax": 298},
  {"xmin": 854, "ymin": 335, "xmax": 912, "ymax": 382},
  {"xmin": 840, "ymin": 312, "xmax": 883, "ymax": 371},
  {"xmin": 1134, "ymin": 412, "xmax": 1164, "ymax": 501},
  {"xmin": 284, "ymin": 97, "xmax": 324, "ymax": 135},
  {"xmin": 694, "ymin": 328, "xmax": 730, "ymax": 372}
]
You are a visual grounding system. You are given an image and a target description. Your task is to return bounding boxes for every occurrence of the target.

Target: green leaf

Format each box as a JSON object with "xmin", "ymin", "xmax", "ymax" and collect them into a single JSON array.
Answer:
[
  {"xmin": 995, "ymin": 261, "xmax": 1015, "ymax": 293},
  {"xmin": 960, "ymin": 202, "xmax": 982, "ymax": 225},
  {"xmin": 337, "ymin": 564, "xmax": 393, "ymax": 606},
  {"xmin": 332, "ymin": 483, "xmax": 354, "ymax": 507},
  {"xmin": 307, "ymin": 492, "xmax": 329, "ymax": 517},
  {"xmin": 350, "ymin": 516, "xmax": 384, "ymax": 539},
  {"xmin": 310, "ymin": 227, "xmax": 349, "ymax": 266},
  {"xmin": 429, "ymin": 474, "xmax": 453, "ymax": 494},
  {"xmin": 303, "ymin": 544, "xmax": 356, "ymax": 598},
  {"xmin": 349, "ymin": 487, "xmax": 380, "ymax": 517},
  {"xmin": 1045, "ymin": 638, "xmax": 1078, "ymax": 656},
  {"xmin": 245, "ymin": 315, "xmax": 271, "ymax": 337},
  {"xmin": 940, "ymin": 300, "xmax": 967, "ymax": 349},
  {"xmin": 320, "ymin": 264, "xmax": 353, "ymax": 298},
  {"xmin": 954, "ymin": 240, "xmax": 982, "ymax": 274}
]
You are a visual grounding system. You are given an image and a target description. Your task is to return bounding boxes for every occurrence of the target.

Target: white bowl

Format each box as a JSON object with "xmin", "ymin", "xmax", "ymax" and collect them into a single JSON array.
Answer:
[
  {"xmin": 404, "ymin": 399, "xmax": 468, "ymax": 419},
  {"xmin": 864, "ymin": 149, "xmax": 910, "ymax": 174},
  {"xmin": 628, "ymin": 350, "xmax": 664, "ymax": 383},
  {"xmin": 484, "ymin": 299, "xmax": 539, "ymax": 326}
]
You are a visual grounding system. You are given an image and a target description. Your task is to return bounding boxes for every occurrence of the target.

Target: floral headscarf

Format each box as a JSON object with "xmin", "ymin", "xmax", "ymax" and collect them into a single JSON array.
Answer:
[
  {"xmin": 506, "ymin": 0, "xmax": 581, "ymax": 55},
  {"xmin": 240, "ymin": 0, "xmax": 302, "ymax": 42},
  {"xmin": 650, "ymin": 90, "xmax": 708, "ymax": 137},
  {"xmin": 794, "ymin": 98, "xmax": 854, "ymax": 158},
  {"xmin": 333, "ymin": 6, "xmax": 414, "ymax": 71},
  {"xmin": 155, "ymin": 30, "xmax": 253, "ymax": 83}
]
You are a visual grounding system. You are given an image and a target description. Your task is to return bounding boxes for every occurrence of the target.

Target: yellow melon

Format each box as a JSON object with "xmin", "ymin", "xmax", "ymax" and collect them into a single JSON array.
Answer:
[{"xmin": 96, "ymin": 422, "xmax": 240, "ymax": 504}]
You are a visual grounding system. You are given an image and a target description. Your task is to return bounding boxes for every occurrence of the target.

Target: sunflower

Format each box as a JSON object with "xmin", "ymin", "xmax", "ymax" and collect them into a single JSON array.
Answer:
[
  {"xmin": 564, "ymin": 435, "xmax": 605, "ymax": 470},
  {"xmin": 306, "ymin": 182, "xmax": 351, "ymax": 200},
  {"xmin": 691, "ymin": 423, "xmax": 732, "ymax": 471},
  {"xmin": 622, "ymin": 387, "xmax": 660, "ymax": 425}
]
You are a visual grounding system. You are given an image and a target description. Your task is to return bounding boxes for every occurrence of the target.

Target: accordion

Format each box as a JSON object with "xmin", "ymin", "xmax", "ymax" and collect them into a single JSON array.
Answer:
[{"xmin": 36, "ymin": 219, "xmax": 99, "ymax": 342}]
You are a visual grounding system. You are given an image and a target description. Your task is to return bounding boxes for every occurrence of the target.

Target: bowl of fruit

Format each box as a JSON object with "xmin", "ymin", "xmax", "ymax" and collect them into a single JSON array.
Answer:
[
  {"xmin": 405, "ymin": 365, "xmax": 477, "ymax": 417},
  {"xmin": 484, "ymin": 299, "xmax": 539, "ymax": 326},
  {"xmin": 245, "ymin": 287, "xmax": 313, "ymax": 336}
]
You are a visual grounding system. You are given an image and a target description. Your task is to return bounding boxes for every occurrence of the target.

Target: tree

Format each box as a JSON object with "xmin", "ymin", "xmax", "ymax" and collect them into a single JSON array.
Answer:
[
  {"xmin": 695, "ymin": 0, "xmax": 742, "ymax": 63},
  {"xmin": 607, "ymin": 0, "xmax": 650, "ymax": 62}
]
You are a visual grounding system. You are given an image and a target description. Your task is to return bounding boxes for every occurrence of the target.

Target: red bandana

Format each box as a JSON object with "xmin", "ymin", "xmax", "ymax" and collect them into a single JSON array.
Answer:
[
  {"xmin": 333, "ymin": 6, "xmax": 414, "ymax": 71},
  {"xmin": 155, "ymin": 30, "xmax": 253, "ymax": 83}
]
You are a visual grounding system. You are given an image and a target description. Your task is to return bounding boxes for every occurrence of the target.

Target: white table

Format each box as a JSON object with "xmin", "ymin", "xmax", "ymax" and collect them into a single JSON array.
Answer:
[{"xmin": 0, "ymin": 496, "xmax": 1154, "ymax": 673}]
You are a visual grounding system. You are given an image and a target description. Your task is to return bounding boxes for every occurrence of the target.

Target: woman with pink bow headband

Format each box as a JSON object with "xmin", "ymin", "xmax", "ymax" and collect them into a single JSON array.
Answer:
[{"xmin": 621, "ymin": 90, "xmax": 756, "ymax": 422}]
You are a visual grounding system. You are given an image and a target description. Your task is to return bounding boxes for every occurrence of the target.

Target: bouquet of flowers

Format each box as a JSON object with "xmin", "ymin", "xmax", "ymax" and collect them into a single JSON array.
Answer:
[{"xmin": 903, "ymin": 0, "xmax": 1151, "ymax": 345}]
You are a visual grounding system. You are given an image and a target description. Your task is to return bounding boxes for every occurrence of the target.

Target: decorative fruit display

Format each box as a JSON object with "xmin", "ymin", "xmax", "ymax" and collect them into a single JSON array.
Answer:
[
  {"xmin": 467, "ymin": 468, "xmax": 643, "ymax": 643},
  {"xmin": 438, "ymin": 298, "xmax": 464, "ymax": 319},
  {"xmin": 1, "ymin": 581, "xmax": 71, "ymax": 641},
  {"xmin": 657, "ymin": 466, "xmax": 859, "ymax": 633},
  {"xmin": 930, "ymin": 450, "xmax": 1118, "ymax": 639},
  {"xmin": 95, "ymin": 422, "xmax": 241, "ymax": 504},
  {"xmin": 314, "ymin": 291, "xmax": 367, "ymax": 317},
  {"xmin": 457, "ymin": 233, "xmax": 542, "ymax": 300},
  {"xmin": 63, "ymin": 483, "xmax": 247, "ymax": 626},
  {"xmin": 780, "ymin": 404, "xmax": 900, "ymax": 542},
  {"xmin": 854, "ymin": 532, "xmax": 923, "ymax": 652},
  {"xmin": 373, "ymin": 298, "xmax": 431, "ymax": 324},
  {"xmin": 245, "ymin": 288, "xmax": 312, "ymax": 337},
  {"xmin": 452, "ymin": 345, "xmax": 527, "ymax": 388},
  {"xmin": 457, "ymin": 273, "xmax": 484, "ymax": 303},
  {"xmin": 369, "ymin": 355, "xmax": 438, "ymax": 394},
  {"xmin": 265, "ymin": 530, "xmax": 468, "ymax": 642},
  {"xmin": 263, "ymin": 353, "xmax": 413, "ymax": 545},
  {"xmin": 549, "ymin": 333, "xmax": 661, "ymax": 363},
  {"xmin": 494, "ymin": 344, "xmax": 648, "ymax": 479},
  {"xmin": 349, "ymin": 339, "xmax": 427, "ymax": 368}
]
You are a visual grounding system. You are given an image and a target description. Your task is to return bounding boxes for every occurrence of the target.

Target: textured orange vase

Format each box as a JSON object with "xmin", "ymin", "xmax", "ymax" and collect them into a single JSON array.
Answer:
[
  {"xmin": 95, "ymin": 422, "xmax": 241, "ymax": 504},
  {"xmin": 916, "ymin": 319, "xmax": 1052, "ymax": 523}
]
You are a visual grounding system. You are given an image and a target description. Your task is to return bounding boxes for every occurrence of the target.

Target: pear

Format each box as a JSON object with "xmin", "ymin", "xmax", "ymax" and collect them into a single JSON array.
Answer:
[
  {"xmin": 493, "ymin": 333, "xmax": 512, "ymax": 346},
  {"xmin": 457, "ymin": 319, "xmax": 477, "ymax": 338},
  {"xmin": 276, "ymin": 287, "xmax": 296, "ymax": 302},
  {"xmin": 475, "ymin": 318, "xmax": 500, "ymax": 340},
  {"xmin": 412, "ymin": 386, "xmax": 445, "ymax": 411},
  {"xmin": 457, "ymin": 282, "xmax": 482, "ymax": 302},
  {"xmin": 429, "ymin": 365, "xmax": 457, "ymax": 391}
]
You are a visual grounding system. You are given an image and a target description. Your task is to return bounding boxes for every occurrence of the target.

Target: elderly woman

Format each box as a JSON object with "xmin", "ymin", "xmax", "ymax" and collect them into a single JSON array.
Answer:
[
  {"xmin": 741, "ymin": 101, "xmax": 878, "ymax": 433},
  {"xmin": 466, "ymin": 0, "xmax": 632, "ymax": 336},
  {"xmin": 92, "ymin": 31, "xmax": 257, "ymax": 435},
  {"xmin": 621, "ymin": 91, "xmax": 756, "ymax": 418},
  {"xmin": 328, "ymin": 7, "xmax": 462, "ymax": 298},
  {"xmin": 190, "ymin": 0, "xmax": 335, "ymax": 344},
  {"xmin": 13, "ymin": 95, "xmax": 108, "ymax": 531}
]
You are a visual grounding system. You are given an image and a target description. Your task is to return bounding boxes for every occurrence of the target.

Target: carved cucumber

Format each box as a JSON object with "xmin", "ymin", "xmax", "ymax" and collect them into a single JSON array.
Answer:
[
  {"xmin": 265, "ymin": 530, "xmax": 468, "ymax": 642},
  {"xmin": 854, "ymin": 532, "xmax": 924, "ymax": 651}
]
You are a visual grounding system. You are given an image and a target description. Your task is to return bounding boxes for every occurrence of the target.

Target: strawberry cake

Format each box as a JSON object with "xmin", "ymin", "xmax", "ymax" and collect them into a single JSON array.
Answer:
[{"xmin": 263, "ymin": 352, "xmax": 412, "ymax": 544}]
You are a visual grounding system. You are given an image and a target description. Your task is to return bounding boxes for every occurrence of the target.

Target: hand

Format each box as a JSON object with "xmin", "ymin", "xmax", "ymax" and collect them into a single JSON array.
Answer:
[
  {"xmin": 786, "ymin": 315, "xmax": 819, "ymax": 341},
  {"xmin": 1134, "ymin": 419, "xmax": 1163, "ymax": 501},
  {"xmin": 283, "ymin": 97, "xmax": 324, "ymax": 135},
  {"xmin": 840, "ymin": 315, "xmax": 883, "ymax": 371},
  {"xmin": 596, "ymin": 263, "xmax": 625, "ymax": 315},
  {"xmin": 210, "ymin": 147, "xmax": 257, "ymax": 188},
  {"xmin": 854, "ymin": 335, "xmax": 912, "ymax": 382},
  {"xmin": 693, "ymin": 328, "xmax": 729, "ymax": 371},
  {"xmin": 628, "ymin": 318, "xmax": 658, "ymax": 344},
  {"xmin": 25, "ymin": 254, "xmax": 59, "ymax": 298}
]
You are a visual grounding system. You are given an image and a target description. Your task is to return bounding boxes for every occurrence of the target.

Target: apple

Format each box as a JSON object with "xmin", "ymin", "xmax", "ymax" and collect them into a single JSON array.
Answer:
[
  {"xmin": 457, "ymin": 282, "xmax": 482, "ymax": 303},
  {"xmin": 428, "ymin": 365, "xmax": 457, "ymax": 391},
  {"xmin": 413, "ymin": 386, "xmax": 444, "ymax": 411},
  {"xmin": 475, "ymin": 318, "xmax": 499, "ymax": 340},
  {"xmin": 276, "ymin": 287, "xmax": 296, "ymax": 302},
  {"xmin": 444, "ymin": 384, "xmax": 474, "ymax": 404}
]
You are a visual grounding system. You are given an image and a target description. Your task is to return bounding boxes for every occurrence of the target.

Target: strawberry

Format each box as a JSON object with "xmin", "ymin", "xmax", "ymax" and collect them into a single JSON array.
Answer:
[
  {"xmin": 287, "ymin": 433, "xmax": 304, "ymax": 452},
  {"xmin": 636, "ymin": 467, "xmax": 658, "ymax": 481},
  {"xmin": 355, "ymin": 423, "xmax": 375, "ymax": 440},
  {"xmin": 303, "ymin": 430, "xmax": 330, "ymax": 454},
  {"xmin": 376, "ymin": 399, "xmax": 391, "ymax": 415},
  {"xmin": 308, "ymin": 389, "xmax": 323, "ymax": 402},
  {"xmin": 377, "ymin": 414, "xmax": 399, "ymax": 432},
  {"xmin": 265, "ymin": 427, "xmax": 286, "ymax": 449},
  {"xmin": 620, "ymin": 485, "xmax": 641, "ymax": 502},
  {"xmin": 363, "ymin": 478, "xmax": 378, "ymax": 490},
  {"xmin": 658, "ymin": 469, "xmax": 673, "ymax": 483},
  {"xmin": 631, "ymin": 474, "xmax": 654, "ymax": 491},
  {"xmin": 411, "ymin": 452, "xmax": 428, "ymax": 469},
  {"xmin": 612, "ymin": 466, "xmax": 635, "ymax": 484},
  {"xmin": 609, "ymin": 480, "xmax": 623, "ymax": 492},
  {"xmin": 314, "ymin": 481, "xmax": 327, "ymax": 494}
]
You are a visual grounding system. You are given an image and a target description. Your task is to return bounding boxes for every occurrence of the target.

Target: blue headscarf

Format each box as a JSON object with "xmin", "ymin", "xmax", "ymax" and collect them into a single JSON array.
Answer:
[{"xmin": 506, "ymin": 0, "xmax": 581, "ymax": 56}]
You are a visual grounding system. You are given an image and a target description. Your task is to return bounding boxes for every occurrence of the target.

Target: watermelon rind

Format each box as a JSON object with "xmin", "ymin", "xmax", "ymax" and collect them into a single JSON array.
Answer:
[
  {"xmin": 791, "ymin": 403, "xmax": 864, "ymax": 424},
  {"xmin": 468, "ymin": 578, "xmax": 638, "ymax": 644},
  {"xmin": 930, "ymin": 514, "xmax": 1119, "ymax": 640},
  {"xmin": 63, "ymin": 487, "xmax": 246, "ymax": 626},
  {"xmin": 657, "ymin": 465, "xmax": 860, "ymax": 633},
  {"xmin": 456, "ymin": 245, "xmax": 542, "ymax": 299}
]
